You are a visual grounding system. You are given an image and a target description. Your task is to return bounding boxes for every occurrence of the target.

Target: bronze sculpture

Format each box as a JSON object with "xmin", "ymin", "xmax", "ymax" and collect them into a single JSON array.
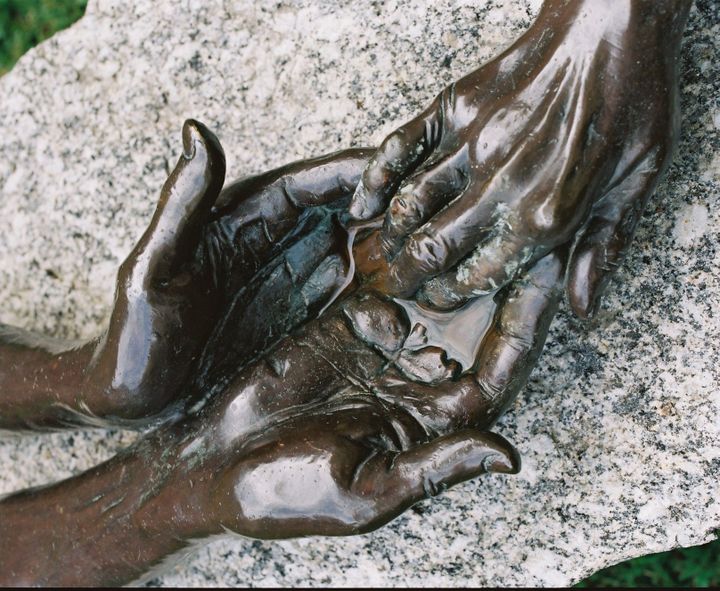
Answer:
[
  {"xmin": 350, "ymin": 0, "xmax": 692, "ymax": 317},
  {"xmin": 0, "ymin": 0, "xmax": 692, "ymax": 585},
  {"xmin": 0, "ymin": 121, "xmax": 543, "ymax": 585}
]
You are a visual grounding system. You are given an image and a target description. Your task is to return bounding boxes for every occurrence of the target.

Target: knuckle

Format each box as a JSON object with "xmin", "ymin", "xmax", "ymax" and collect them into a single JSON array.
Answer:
[
  {"xmin": 525, "ymin": 206, "xmax": 566, "ymax": 239},
  {"xmin": 405, "ymin": 232, "xmax": 450, "ymax": 273},
  {"xmin": 473, "ymin": 373, "xmax": 507, "ymax": 402},
  {"xmin": 524, "ymin": 250, "xmax": 564, "ymax": 290},
  {"xmin": 363, "ymin": 162, "xmax": 389, "ymax": 193},
  {"xmin": 379, "ymin": 130, "xmax": 411, "ymax": 166},
  {"xmin": 389, "ymin": 190, "xmax": 421, "ymax": 226},
  {"xmin": 502, "ymin": 324, "xmax": 536, "ymax": 352}
]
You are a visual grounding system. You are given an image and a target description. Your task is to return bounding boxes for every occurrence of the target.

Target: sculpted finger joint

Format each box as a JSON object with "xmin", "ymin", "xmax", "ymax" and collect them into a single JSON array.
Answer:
[
  {"xmin": 405, "ymin": 232, "xmax": 452, "ymax": 275},
  {"xmin": 472, "ymin": 373, "xmax": 507, "ymax": 404}
]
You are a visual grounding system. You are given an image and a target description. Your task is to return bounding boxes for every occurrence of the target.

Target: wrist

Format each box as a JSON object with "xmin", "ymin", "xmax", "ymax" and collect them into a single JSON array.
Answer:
[
  {"xmin": 0, "ymin": 424, "xmax": 217, "ymax": 585},
  {"xmin": 0, "ymin": 326, "xmax": 97, "ymax": 429},
  {"xmin": 132, "ymin": 430, "xmax": 222, "ymax": 541}
]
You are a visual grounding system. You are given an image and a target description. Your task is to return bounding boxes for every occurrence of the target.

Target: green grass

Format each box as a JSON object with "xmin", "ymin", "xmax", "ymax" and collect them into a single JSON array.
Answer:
[
  {"xmin": 578, "ymin": 538, "xmax": 720, "ymax": 588},
  {"xmin": 1, "ymin": 1, "xmax": 719, "ymax": 587},
  {"xmin": 0, "ymin": 0, "xmax": 87, "ymax": 73}
]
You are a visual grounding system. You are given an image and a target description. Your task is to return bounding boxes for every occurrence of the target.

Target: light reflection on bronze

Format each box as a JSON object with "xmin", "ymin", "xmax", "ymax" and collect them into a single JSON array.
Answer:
[
  {"xmin": 350, "ymin": 0, "xmax": 692, "ymax": 318},
  {"xmin": 0, "ymin": 0, "xmax": 691, "ymax": 584}
]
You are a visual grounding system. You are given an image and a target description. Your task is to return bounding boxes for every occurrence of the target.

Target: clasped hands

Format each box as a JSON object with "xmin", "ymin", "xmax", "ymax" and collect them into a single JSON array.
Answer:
[{"xmin": 0, "ymin": 0, "xmax": 687, "ymax": 584}]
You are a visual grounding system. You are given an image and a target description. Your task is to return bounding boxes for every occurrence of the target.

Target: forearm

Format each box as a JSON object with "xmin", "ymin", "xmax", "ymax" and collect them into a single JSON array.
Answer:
[
  {"xmin": 0, "ymin": 332, "xmax": 341, "ymax": 586},
  {"xmin": 0, "ymin": 296, "xmax": 192, "ymax": 430},
  {"xmin": 0, "ymin": 324, "xmax": 99, "ymax": 430},
  {"xmin": 0, "ymin": 423, "xmax": 216, "ymax": 586}
]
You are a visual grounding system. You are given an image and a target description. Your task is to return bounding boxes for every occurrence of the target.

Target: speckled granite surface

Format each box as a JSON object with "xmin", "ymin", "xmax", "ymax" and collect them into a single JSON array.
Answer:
[{"xmin": 0, "ymin": 0, "xmax": 718, "ymax": 586}]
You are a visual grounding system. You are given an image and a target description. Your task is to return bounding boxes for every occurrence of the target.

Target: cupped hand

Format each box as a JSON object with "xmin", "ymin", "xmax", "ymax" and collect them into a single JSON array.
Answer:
[
  {"xmin": 81, "ymin": 120, "xmax": 371, "ymax": 423},
  {"xmin": 0, "ymin": 163, "xmax": 567, "ymax": 585},
  {"xmin": 182, "ymin": 241, "xmax": 566, "ymax": 538},
  {"xmin": 349, "ymin": 0, "xmax": 688, "ymax": 317}
]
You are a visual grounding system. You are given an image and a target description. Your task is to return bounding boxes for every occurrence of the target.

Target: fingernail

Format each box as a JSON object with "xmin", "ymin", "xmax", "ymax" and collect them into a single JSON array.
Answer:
[
  {"xmin": 485, "ymin": 450, "xmax": 521, "ymax": 474},
  {"xmin": 586, "ymin": 302, "xmax": 597, "ymax": 319},
  {"xmin": 182, "ymin": 120, "xmax": 200, "ymax": 160},
  {"xmin": 349, "ymin": 185, "xmax": 370, "ymax": 219}
]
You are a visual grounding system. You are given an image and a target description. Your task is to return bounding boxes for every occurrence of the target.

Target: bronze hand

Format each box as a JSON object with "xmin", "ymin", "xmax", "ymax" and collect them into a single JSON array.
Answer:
[
  {"xmin": 0, "ymin": 121, "xmax": 371, "ymax": 429},
  {"xmin": 349, "ymin": 0, "xmax": 691, "ymax": 317},
  {"xmin": 0, "ymin": 209, "xmax": 566, "ymax": 585}
]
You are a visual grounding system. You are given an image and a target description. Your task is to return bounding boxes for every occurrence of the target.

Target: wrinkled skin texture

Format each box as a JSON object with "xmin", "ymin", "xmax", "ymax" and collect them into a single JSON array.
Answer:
[
  {"xmin": 0, "ymin": 121, "xmax": 566, "ymax": 586},
  {"xmin": 203, "ymin": 247, "xmax": 565, "ymax": 543},
  {"xmin": 350, "ymin": 0, "xmax": 692, "ymax": 317}
]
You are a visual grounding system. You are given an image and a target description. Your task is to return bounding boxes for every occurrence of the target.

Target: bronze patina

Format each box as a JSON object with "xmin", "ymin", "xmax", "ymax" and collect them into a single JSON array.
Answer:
[{"xmin": 0, "ymin": 0, "xmax": 691, "ymax": 584}]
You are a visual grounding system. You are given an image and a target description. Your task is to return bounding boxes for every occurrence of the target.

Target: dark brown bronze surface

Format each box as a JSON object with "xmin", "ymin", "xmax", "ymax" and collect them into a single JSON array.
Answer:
[
  {"xmin": 0, "ymin": 0, "xmax": 691, "ymax": 584},
  {"xmin": 349, "ymin": 0, "xmax": 692, "ymax": 317},
  {"xmin": 0, "ymin": 121, "xmax": 372, "ymax": 430},
  {"xmin": 0, "ymin": 120, "xmax": 556, "ymax": 586}
]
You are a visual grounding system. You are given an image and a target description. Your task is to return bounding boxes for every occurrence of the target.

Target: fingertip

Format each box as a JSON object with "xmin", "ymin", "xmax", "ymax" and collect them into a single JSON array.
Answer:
[
  {"xmin": 181, "ymin": 119, "xmax": 226, "ymax": 167},
  {"xmin": 464, "ymin": 430, "xmax": 521, "ymax": 475},
  {"xmin": 423, "ymin": 430, "xmax": 522, "ymax": 490},
  {"xmin": 568, "ymin": 290, "xmax": 594, "ymax": 320},
  {"xmin": 567, "ymin": 248, "xmax": 601, "ymax": 320},
  {"xmin": 348, "ymin": 183, "xmax": 380, "ymax": 220},
  {"xmin": 379, "ymin": 188, "xmax": 418, "ymax": 259},
  {"xmin": 569, "ymin": 288, "xmax": 602, "ymax": 320},
  {"xmin": 156, "ymin": 119, "xmax": 226, "ymax": 225},
  {"xmin": 182, "ymin": 119, "xmax": 202, "ymax": 159},
  {"xmin": 348, "ymin": 135, "xmax": 416, "ymax": 221},
  {"xmin": 485, "ymin": 445, "xmax": 521, "ymax": 475},
  {"xmin": 416, "ymin": 279, "xmax": 468, "ymax": 311}
]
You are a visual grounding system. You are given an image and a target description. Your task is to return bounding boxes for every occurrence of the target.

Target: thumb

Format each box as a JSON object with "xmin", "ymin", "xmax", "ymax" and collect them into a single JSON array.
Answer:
[
  {"xmin": 124, "ymin": 119, "xmax": 226, "ymax": 285},
  {"xmin": 361, "ymin": 430, "xmax": 520, "ymax": 520}
]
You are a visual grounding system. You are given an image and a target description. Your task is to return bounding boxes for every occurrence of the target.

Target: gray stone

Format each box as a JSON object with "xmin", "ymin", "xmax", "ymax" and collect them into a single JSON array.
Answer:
[{"xmin": 0, "ymin": 0, "xmax": 718, "ymax": 586}]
